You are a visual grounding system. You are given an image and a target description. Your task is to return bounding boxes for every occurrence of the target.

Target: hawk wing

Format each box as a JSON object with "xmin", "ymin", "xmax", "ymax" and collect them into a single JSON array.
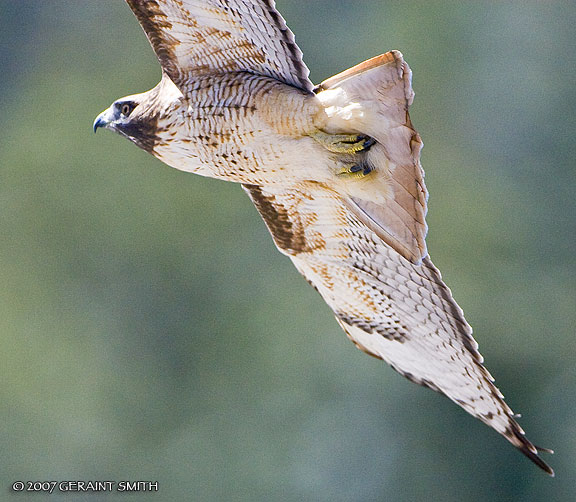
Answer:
[
  {"xmin": 243, "ymin": 181, "xmax": 553, "ymax": 475},
  {"xmin": 125, "ymin": 0, "xmax": 312, "ymax": 93}
]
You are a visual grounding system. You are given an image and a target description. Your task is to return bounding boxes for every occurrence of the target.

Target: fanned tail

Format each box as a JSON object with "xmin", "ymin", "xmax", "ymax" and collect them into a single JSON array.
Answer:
[{"xmin": 315, "ymin": 51, "xmax": 428, "ymax": 264}]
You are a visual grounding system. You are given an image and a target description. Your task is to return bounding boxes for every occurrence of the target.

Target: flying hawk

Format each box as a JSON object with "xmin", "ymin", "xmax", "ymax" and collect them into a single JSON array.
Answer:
[{"xmin": 94, "ymin": 0, "xmax": 553, "ymax": 475}]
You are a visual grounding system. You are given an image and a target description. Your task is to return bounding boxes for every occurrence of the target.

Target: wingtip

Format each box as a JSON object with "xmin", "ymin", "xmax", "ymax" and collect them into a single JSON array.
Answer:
[
  {"xmin": 520, "ymin": 444, "xmax": 555, "ymax": 477},
  {"xmin": 510, "ymin": 427, "xmax": 555, "ymax": 477},
  {"xmin": 534, "ymin": 445, "xmax": 555, "ymax": 477}
]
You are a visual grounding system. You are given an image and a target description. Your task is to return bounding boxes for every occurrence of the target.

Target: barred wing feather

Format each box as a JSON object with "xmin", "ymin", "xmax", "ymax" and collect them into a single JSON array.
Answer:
[
  {"xmin": 243, "ymin": 181, "xmax": 553, "ymax": 475},
  {"xmin": 125, "ymin": 0, "xmax": 313, "ymax": 93}
]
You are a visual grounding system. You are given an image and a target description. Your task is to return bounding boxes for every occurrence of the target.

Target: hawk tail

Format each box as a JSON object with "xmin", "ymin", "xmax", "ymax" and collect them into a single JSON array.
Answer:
[{"xmin": 315, "ymin": 51, "xmax": 428, "ymax": 265}]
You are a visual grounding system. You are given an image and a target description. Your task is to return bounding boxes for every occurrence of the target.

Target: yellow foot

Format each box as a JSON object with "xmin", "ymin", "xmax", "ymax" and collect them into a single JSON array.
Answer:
[
  {"xmin": 337, "ymin": 163, "xmax": 373, "ymax": 178},
  {"xmin": 310, "ymin": 131, "xmax": 376, "ymax": 154}
]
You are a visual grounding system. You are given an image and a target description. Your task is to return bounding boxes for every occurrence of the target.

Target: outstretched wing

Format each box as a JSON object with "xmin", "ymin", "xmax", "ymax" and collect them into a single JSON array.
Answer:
[
  {"xmin": 243, "ymin": 181, "xmax": 553, "ymax": 475},
  {"xmin": 125, "ymin": 0, "xmax": 312, "ymax": 93}
]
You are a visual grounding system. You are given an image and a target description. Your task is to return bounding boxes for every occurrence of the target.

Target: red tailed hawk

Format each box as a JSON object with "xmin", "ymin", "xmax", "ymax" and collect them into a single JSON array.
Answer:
[{"xmin": 93, "ymin": 0, "xmax": 553, "ymax": 475}]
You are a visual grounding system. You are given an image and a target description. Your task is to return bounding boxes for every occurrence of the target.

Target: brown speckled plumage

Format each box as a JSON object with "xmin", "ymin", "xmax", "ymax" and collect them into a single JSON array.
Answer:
[{"xmin": 94, "ymin": 0, "xmax": 553, "ymax": 475}]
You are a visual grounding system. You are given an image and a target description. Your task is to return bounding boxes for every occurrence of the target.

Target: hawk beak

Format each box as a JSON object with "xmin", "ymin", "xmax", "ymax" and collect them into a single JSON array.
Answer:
[{"xmin": 93, "ymin": 108, "xmax": 113, "ymax": 133}]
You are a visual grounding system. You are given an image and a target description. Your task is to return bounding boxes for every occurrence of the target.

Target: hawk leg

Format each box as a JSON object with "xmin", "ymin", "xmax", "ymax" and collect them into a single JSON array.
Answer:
[{"xmin": 310, "ymin": 131, "xmax": 376, "ymax": 154}]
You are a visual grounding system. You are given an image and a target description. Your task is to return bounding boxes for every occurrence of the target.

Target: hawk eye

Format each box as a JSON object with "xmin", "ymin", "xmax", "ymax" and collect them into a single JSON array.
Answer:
[{"xmin": 120, "ymin": 102, "xmax": 135, "ymax": 117}]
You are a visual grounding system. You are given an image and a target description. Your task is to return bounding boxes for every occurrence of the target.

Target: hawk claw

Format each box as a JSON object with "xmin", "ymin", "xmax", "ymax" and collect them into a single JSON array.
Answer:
[
  {"xmin": 362, "ymin": 137, "xmax": 376, "ymax": 150},
  {"xmin": 310, "ymin": 131, "xmax": 376, "ymax": 154}
]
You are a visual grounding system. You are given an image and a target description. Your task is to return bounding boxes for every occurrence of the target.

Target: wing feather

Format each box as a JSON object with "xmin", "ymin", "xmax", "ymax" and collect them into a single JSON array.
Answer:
[
  {"xmin": 243, "ymin": 181, "xmax": 553, "ymax": 475},
  {"xmin": 125, "ymin": 0, "xmax": 312, "ymax": 93}
]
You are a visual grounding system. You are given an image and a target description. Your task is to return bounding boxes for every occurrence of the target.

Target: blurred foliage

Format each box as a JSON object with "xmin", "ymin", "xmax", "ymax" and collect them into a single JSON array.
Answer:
[{"xmin": 0, "ymin": 1, "xmax": 574, "ymax": 500}]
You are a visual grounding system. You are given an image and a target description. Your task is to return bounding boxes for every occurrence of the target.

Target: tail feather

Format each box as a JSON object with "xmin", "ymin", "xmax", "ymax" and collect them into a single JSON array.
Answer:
[{"xmin": 315, "ymin": 51, "xmax": 428, "ymax": 264}]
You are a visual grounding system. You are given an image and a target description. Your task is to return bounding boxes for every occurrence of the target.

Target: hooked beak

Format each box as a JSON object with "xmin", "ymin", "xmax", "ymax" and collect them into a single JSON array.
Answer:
[{"xmin": 93, "ymin": 107, "xmax": 114, "ymax": 133}]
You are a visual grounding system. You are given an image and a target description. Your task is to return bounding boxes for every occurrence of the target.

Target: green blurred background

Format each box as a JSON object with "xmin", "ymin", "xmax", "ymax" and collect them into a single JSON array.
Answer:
[{"xmin": 1, "ymin": 1, "xmax": 574, "ymax": 500}]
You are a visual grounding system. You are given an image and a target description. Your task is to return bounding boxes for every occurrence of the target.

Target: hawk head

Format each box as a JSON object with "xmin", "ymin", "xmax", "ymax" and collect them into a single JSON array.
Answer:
[{"xmin": 93, "ymin": 74, "xmax": 182, "ymax": 153}]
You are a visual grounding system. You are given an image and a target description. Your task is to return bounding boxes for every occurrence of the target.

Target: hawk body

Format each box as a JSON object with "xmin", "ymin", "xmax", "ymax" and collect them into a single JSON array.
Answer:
[
  {"xmin": 152, "ymin": 72, "xmax": 325, "ymax": 184},
  {"xmin": 94, "ymin": 0, "xmax": 553, "ymax": 475}
]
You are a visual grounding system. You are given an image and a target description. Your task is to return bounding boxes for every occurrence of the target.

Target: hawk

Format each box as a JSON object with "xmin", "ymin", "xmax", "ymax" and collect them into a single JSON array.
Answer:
[{"xmin": 94, "ymin": 0, "xmax": 553, "ymax": 475}]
